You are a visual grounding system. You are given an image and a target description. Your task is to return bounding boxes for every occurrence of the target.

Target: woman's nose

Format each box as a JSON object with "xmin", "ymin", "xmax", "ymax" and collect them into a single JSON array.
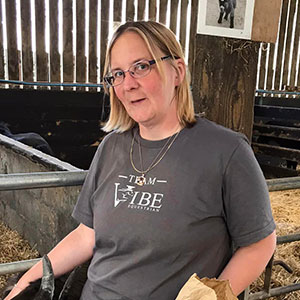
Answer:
[{"xmin": 123, "ymin": 71, "xmax": 139, "ymax": 90}]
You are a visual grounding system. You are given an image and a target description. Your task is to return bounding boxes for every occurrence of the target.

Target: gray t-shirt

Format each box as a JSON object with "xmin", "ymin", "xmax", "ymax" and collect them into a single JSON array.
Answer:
[{"xmin": 72, "ymin": 117, "xmax": 275, "ymax": 300}]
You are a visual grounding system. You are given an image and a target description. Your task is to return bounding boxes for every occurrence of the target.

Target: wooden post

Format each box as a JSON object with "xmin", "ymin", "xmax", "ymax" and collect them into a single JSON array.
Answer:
[
  {"xmin": 170, "ymin": 0, "xmax": 179, "ymax": 34},
  {"xmin": 6, "ymin": 0, "xmax": 19, "ymax": 81},
  {"xmin": 138, "ymin": 0, "xmax": 146, "ymax": 20},
  {"xmin": 274, "ymin": 0, "xmax": 288, "ymax": 91},
  {"xmin": 188, "ymin": 0, "xmax": 199, "ymax": 77},
  {"xmin": 179, "ymin": 0, "xmax": 188, "ymax": 52},
  {"xmin": 114, "ymin": 0, "xmax": 122, "ymax": 22},
  {"xmin": 126, "ymin": 0, "xmax": 134, "ymax": 21},
  {"xmin": 89, "ymin": 0, "xmax": 98, "ymax": 89},
  {"xmin": 192, "ymin": 35, "xmax": 260, "ymax": 140},
  {"xmin": 148, "ymin": 0, "xmax": 156, "ymax": 21},
  {"xmin": 0, "ymin": 2, "xmax": 4, "ymax": 79},
  {"xmin": 49, "ymin": 0, "xmax": 60, "ymax": 89},
  {"xmin": 76, "ymin": 0, "xmax": 86, "ymax": 90},
  {"xmin": 100, "ymin": 0, "xmax": 109, "ymax": 78},
  {"xmin": 63, "ymin": 0, "xmax": 73, "ymax": 89},
  {"xmin": 21, "ymin": 0, "xmax": 33, "ymax": 83},
  {"xmin": 159, "ymin": 0, "xmax": 168, "ymax": 25},
  {"xmin": 35, "ymin": 0, "xmax": 48, "ymax": 87}
]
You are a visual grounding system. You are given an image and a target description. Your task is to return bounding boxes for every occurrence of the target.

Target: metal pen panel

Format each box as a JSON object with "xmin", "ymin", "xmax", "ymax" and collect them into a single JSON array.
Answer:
[{"xmin": 0, "ymin": 170, "xmax": 87, "ymax": 191}]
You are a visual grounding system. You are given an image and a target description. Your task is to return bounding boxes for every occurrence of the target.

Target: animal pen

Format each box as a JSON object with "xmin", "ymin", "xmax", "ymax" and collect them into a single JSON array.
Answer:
[{"xmin": 0, "ymin": 0, "xmax": 300, "ymax": 299}]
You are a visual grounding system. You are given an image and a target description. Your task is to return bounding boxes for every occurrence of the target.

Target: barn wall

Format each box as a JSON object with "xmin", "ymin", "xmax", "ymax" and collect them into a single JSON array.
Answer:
[
  {"xmin": 0, "ymin": 89, "xmax": 109, "ymax": 170},
  {"xmin": 0, "ymin": 135, "xmax": 82, "ymax": 255}
]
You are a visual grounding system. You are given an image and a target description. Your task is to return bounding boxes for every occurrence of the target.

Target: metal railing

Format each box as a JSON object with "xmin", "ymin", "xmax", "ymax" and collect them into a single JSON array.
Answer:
[
  {"xmin": 0, "ymin": 170, "xmax": 300, "ymax": 299},
  {"xmin": 243, "ymin": 233, "xmax": 300, "ymax": 300},
  {"xmin": 0, "ymin": 259, "xmax": 41, "ymax": 276},
  {"xmin": 0, "ymin": 171, "xmax": 87, "ymax": 191},
  {"xmin": 0, "ymin": 171, "xmax": 300, "ymax": 192}
]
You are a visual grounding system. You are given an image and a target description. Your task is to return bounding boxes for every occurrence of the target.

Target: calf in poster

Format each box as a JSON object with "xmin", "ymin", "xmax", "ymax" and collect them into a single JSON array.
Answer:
[{"xmin": 218, "ymin": 0, "xmax": 236, "ymax": 28}]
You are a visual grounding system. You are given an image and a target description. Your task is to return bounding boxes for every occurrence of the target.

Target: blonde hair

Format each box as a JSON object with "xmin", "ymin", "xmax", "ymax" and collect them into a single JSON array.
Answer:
[{"xmin": 102, "ymin": 21, "xmax": 196, "ymax": 133}]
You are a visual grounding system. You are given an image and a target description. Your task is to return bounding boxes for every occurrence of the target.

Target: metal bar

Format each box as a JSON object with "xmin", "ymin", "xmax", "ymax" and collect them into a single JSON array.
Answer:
[
  {"xmin": 256, "ymin": 89, "xmax": 300, "ymax": 96},
  {"xmin": 277, "ymin": 233, "xmax": 300, "ymax": 244},
  {"xmin": 245, "ymin": 234, "xmax": 300, "ymax": 299},
  {"xmin": 0, "ymin": 79, "xmax": 103, "ymax": 88},
  {"xmin": 0, "ymin": 171, "xmax": 299, "ymax": 192},
  {"xmin": 263, "ymin": 255, "xmax": 274, "ymax": 293},
  {"xmin": 0, "ymin": 171, "xmax": 87, "ymax": 191},
  {"xmin": 0, "ymin": 258, "xmax": 41, "ymax": 275},
  {"xmin": 266, "ymin": 176, "xmax": 300, "ymax": 192},
  {"xmin": 248, "ymin": 283, "xmax": 300, "ymax": 300}
]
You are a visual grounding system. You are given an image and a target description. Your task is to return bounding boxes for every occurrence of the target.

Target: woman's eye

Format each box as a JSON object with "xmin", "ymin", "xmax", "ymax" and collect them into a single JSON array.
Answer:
[
  {"xmin": 136, "ymin": 63, "xmax": 148, "ymax": 71},
  {"xmin": 113, "ymin": 70, "xmax": 124, "ymax": 78}
]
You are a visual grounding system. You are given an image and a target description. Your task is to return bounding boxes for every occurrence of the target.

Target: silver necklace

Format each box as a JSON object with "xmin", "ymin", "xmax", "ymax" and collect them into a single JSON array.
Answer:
[{"xmin": 130, "ymin": 128, "xmax": 181, "ymax": 186}]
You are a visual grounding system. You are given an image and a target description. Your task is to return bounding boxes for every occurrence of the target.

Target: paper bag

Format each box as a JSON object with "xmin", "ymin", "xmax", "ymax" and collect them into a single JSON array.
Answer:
[
  {"xmin": 176, "ymin": 273, "xmax": 217, "ymax": 300},
  {"xmin": 176, "ymin": 273, "xmax": 238, "ymax": 300},
  {"xmin": 201, "ymin": 277, "xmax": 238, "ymax": 300}
]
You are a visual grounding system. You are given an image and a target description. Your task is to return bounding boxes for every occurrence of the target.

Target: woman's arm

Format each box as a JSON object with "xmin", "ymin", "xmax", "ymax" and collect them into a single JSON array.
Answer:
[
  {"xmin": 4, "ymin": 223, "xmax": 94, "ymax": 300},
  {"xmin": 218, "ymin": 230, "xmax": 276, "ymax": 296}
]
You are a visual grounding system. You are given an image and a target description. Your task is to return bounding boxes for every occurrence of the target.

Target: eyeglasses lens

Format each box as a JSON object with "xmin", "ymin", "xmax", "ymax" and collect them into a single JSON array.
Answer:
[{"xmin": 105, "ymin": 61, "xmax": 151, "ymax": 87}]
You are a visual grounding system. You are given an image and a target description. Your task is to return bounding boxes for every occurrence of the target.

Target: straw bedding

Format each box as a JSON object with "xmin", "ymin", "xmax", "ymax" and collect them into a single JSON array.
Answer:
[
  {"xmin": 0, "ymin": 222, "xmax": 39, "ymax": 289},
  {"xmin": 0, "ymin": 189, "xmax": 299, "ymax": 299},
  {"xmin": 250, "ymin": 189, "xmax": 300, "ymax": 299}
]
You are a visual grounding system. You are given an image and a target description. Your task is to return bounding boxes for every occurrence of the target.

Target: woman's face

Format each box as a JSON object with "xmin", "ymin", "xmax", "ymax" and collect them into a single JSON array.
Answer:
[{"xmin": 110, "ymin": 31, "xmax": 184, "ymax": 129}]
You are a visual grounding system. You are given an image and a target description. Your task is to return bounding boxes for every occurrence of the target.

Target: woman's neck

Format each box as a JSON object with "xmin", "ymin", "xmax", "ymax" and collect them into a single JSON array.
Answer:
[{"xmin": 138, "ymin": 120, "xmax": 182, "ymax": 141}]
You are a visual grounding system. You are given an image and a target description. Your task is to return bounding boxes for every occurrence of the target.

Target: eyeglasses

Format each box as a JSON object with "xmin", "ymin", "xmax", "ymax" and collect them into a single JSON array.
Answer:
[{"xmin": 104, "ymin": 55, "xmax": 178, "ymax": 87}]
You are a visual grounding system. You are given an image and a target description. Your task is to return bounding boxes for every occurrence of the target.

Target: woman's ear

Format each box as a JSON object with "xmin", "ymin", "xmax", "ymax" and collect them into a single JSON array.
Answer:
[{"xmin": 174, "ymin": 58, "xmax": 186, "ymax": 86}]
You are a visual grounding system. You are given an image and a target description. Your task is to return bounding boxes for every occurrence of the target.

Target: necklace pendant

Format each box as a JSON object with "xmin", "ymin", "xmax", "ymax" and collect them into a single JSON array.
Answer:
[{"xmin": 136, "ymin": 174, "xmax": 146, "ymax": 186}]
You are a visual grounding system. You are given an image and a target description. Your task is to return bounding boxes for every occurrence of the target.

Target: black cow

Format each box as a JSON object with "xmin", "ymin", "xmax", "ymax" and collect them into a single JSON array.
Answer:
[
  {"xmin": 1, "ymin": 255, "xmax": 87, "ymax": 300},
  {"xmin": 218, "ymin": 0, "xmax": 236, "ymax": 28},
  {"xmin": 0, "ymin": 122, "xmax": 54, "ymax": 156}
]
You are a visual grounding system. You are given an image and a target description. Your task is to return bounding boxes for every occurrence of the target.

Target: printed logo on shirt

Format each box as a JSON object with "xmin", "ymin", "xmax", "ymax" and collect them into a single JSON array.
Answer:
[{"xmin": 113, "ymin": 174, "xmax": 167, "ymax": 212}]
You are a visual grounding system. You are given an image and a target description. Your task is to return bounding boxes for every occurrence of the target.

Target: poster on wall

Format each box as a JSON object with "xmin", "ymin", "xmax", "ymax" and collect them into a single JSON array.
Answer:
[{"xmin": 197, "ymin": 0, "xmax": 255, "ymax": 40}]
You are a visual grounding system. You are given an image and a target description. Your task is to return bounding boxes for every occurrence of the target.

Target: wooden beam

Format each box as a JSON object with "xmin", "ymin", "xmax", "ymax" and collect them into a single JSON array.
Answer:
[
  {"xmin": 159, "ymin": 0, "xmax": 168, "ymax": 25},
  {"xmin": 266, "ymin": 43, "xmax": 275, "ymax": 90},
  {"xmin": 100, "ymin": 0, "xmax": 109, "ymax": 78},
  {"xmin": 252, "ymin": 143, "xmax": 300, "ymax": 162},
  {"xmin": 148, "ymin": 0, "xmax": 156, "ymax": 21},
  {"xmin": 258, "ymin": 43, "xmax": 267, "ymax": 90},
  {"xmin": 251, "ymin": 0, "xmax": 282, "ymax": 43},
  {"xmin": 289, "ymin": 0, "xmax": 300, "ymax": 88},
  {"xmin": 89, "ymin": 0, "xmax": 98, "ymax": 87},
  {"xmin": 137, "ymin": 0, "xmax": 145, "ymax": 20},
  {"xmin": 20, "ymin": 0, "xmax": 33, "ymax": 82},
  {"xmin": 114, "ymin": 0, "xmax": 122, "ymax": 22},
  {"xmin": 253, "ymin": 123, "xmax": 300, "ymax": 141},
  {"xmin": 179, "ymin": 0, "xmax": 188, "ymax": 53},
  {"xmin": 254, "ymin": 105, "xmax": 300, "ymax": 121},
  {"xmin": 49, "ymin": 0, "xmax": 60, "ymax": 89},
  {"xmin": 6, "ymin": 0, "xmax": 19, "ymax": 80},
  {"xmin": 188, "ymin": 0, "xmax": 198, "ymax": 76},
  {"xmin": 192, "ymin": 35, "xmax": 259, "ymax": 140},
  {"xmin": 170, "ymin": 0, "xmax": 179, "ymax": 34},
  {"xmin": 281, "ymin": 0, "xmax": 296, "ymax": 91},
  {"xmin": 0, "ymin": 1, "xmax": 4, "ymax": 78},
  {"xmin": 62, "ymin": 0, "xmax": 73, "ymax": 87},
  {"xmin": 76, "ymin": 0, "xmax": 86, "ymax": 88},
  {"xmin": 35, "ymin": 0, "xmax": 48, "ymax": 85},
  {"xmin": 274, "ymin": 0, "xmax": 288, "ymax": 90},
  {"xmin": 126, "ymin": 0, "xmax": 134, "ymax": 21}
]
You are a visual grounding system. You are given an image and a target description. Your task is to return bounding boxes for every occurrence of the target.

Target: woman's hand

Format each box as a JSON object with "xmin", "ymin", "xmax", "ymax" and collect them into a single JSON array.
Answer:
[
  {"xmin": 3, "ymin": 223, "xmax": 94, "ymax": 300},
  {"xmin": 3, "ymin": 282, "xmax": 29, "ymax": 300}
]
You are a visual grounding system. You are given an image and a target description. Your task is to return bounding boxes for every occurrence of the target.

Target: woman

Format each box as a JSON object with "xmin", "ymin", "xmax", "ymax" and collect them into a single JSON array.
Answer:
[{"xmin": 5, "ymin": 21, "xmax": 276, "ymax": 300}]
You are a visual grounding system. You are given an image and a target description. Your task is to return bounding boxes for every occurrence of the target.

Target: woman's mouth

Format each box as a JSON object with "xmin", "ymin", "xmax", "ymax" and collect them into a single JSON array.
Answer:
[{"xmin": 131, "ymin": 98, "xmax": 146, "ymax": 104}]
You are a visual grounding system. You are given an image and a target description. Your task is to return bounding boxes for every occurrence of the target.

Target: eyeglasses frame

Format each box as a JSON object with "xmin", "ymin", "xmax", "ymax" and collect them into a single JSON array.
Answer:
[{"xmin": 104, "ymin": 55, "xmax": 179, "ymax": 87}]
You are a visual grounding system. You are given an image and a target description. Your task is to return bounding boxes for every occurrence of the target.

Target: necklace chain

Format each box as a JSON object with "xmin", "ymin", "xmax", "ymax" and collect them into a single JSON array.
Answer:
[{"xmin": 130, "ymin": 128, "xmax": 180, "ymax": 186}]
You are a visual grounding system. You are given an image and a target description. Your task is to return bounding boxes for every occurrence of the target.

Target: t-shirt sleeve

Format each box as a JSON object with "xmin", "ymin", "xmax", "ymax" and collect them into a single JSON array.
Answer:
[
  {"xmin": 72, "ymin": 142, "xmax": 104, "ymax": 228},
  {"xmin": 222, "ymin": 137, "xmax": 276, "ymax": 248}
]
